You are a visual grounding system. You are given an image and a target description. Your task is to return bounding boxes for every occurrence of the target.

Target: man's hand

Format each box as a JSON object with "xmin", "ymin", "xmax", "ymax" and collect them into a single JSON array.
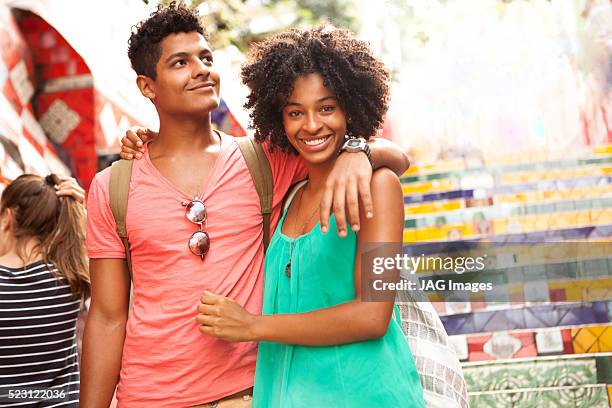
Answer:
[
  {"xmin": 119, "ymin": 127, "xmax": 157, "ymax": 160},
  {"xmin": 55, "ymin": 175, "xmax": 85, "ymax": 204},
  {"xmin": 196, "ymin": 291, "xmax": 258, "ymax": 342},
  {"xmin": 320, "ymin": 151, "xmax": 373, "ymax": 237}
]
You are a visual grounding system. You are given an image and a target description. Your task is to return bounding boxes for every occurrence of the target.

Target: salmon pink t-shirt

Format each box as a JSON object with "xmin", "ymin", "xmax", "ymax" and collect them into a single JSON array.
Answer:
[{"xmin": 86, "ymin": 132, "xmax": 306, "ymax": 407}]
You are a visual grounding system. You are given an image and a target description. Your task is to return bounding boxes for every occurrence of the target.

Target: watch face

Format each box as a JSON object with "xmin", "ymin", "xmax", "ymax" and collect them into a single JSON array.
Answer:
[{"xmin": 348, "ymin": 139, "xmax": 361, "ymax": 147}]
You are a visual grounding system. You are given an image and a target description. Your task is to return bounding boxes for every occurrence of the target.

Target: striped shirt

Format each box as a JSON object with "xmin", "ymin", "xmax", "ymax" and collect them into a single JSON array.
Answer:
[{"xmin": 0, "ymin": 261, "xmax": 80, "ymax": 407}]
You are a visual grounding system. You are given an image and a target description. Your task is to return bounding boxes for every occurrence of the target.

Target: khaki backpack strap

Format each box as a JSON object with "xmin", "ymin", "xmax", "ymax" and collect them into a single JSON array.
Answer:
[
  {"xmin": 109, "ymin": 159, "xmax": 134, "ymax": 279},
  {"xmin": 236, "ymin": 137, "xmax": 273, "ymax": 252}
]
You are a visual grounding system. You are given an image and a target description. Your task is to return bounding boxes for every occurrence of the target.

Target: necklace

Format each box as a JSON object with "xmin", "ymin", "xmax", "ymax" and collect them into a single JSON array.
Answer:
[{"xmin": 285, "ymin": 185, "xmax": 320, "ymax": 278}]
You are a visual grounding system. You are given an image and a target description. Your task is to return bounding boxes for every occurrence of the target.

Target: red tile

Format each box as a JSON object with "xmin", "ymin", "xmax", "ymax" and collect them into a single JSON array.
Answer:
[
  {"xmin": 562, "ymin": 328, "xmax": 574, "ymax": 354},
  {"xmin": 2, "ymin": 80, "xmax": 22, "ymax": 114},
  {"xmin": 550, "ymin": 288, "xmax": 567, "ymax": 302},
  {"xmin": 471, "ymin": 299, "xmax": 486, "ymax": 311}
]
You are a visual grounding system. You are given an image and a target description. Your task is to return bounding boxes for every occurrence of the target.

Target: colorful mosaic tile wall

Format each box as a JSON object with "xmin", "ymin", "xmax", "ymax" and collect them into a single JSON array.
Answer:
[
  {"xmin": 400, "ymin": 145, "xmax": 612, "ymax": 406},
  {"xmin": 0, "ymin": 6, "xmax": 69, "ymax": 186}
]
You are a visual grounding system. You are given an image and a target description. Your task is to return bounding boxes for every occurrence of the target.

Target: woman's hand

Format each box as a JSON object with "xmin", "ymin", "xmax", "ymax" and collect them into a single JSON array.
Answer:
[
  {"xmin": 119, "ymin": 127, "xmax": 158, "ymax": 160},
  {"xmin": 55, "ymin": 176, "xmax": 85, "ymax": 204},
  {"xmin": 196, "ymin": 291, "xmax": 259, "ymax": 342}
]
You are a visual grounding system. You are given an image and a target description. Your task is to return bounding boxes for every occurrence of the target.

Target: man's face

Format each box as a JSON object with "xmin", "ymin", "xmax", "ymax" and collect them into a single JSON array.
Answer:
[{"xmin": 146, "ymin": 31, "xmax": 221, "ymax": 116}]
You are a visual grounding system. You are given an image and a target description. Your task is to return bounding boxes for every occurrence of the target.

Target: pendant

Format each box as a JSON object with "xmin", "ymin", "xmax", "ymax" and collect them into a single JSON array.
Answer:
[{"xmin": 285, "ymin": 261, "xmax": 291, "ymax": 277}]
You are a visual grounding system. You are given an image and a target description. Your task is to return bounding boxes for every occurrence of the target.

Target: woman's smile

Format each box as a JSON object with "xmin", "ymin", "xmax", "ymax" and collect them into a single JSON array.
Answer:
[{"xmin": 297, "ymin": 133, "xmax": 335, "ymax": 151}]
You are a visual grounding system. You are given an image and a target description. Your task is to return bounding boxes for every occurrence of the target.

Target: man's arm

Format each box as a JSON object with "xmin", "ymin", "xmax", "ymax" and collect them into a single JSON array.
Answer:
[
  {"xmin": 368, "ymin": 137, "xmax": 410, "ymax": 176},
  {"xmin": 80, "ymin": 259, "xmax": 130, "ymax": 408},
  {"xmin": 319, "ymin": 136, "xmax": 409, "ymax": 236}
]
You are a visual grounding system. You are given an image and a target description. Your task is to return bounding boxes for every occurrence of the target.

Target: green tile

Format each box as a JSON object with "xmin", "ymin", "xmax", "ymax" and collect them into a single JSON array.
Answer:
[
  {"xmin": 469, "ymin": 385, "xmax": 609, "ymax": 408},
  {"xmin": 595, "ymin": 356, "xmax": 612, "ymax": 383},
  {"xmin": 404, "ymin": 219, "xmax": 417, "ymax": 229},
  {"xmin": 463, "ymin": 358, "xmax": 598, "ymax": 392}
]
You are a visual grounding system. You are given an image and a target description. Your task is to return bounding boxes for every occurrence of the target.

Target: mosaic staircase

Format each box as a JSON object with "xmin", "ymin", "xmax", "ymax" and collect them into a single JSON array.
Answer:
[{"xmin": 400, "ymin": 145, "xmax": 612, "ymax": 407}]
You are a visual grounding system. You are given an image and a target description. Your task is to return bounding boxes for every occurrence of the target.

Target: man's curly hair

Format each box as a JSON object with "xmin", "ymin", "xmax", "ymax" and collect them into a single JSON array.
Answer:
[
  {"xmin": 128, "ymin": 1, "xmax": 207, "ymax": 79},
  {"xmin": 241, "ymin": 25, "xmax": 390, "ymax": 153}
]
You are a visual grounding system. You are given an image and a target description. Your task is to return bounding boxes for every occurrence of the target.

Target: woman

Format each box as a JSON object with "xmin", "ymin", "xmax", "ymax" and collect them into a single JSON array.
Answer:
[
  {"xmin": 199, "ymin": 26, "xmax": 424, "ymax": 407},
  {"xmin": 0, "ymin": 174, "xmax": 88, "ymax": 407}
]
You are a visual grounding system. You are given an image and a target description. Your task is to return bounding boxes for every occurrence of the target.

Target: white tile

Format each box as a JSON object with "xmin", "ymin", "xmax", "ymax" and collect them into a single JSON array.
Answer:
[
  {"xmin": 39, "ymin": 99, "xmax": 80, "ymax": 144},
  {"xmin": 9, "ymin": 60, "xmax": 34, "ymax": 106},
  {"xmin": 535, "ymin": 328, "xmax": 564, "ymax": 354}
]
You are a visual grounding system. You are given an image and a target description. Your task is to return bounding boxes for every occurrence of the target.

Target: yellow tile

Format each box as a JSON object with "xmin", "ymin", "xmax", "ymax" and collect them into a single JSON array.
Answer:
[
  {"xmin": 403, "ymin": 183, "xmax": 429, "ymax": 194},
  {"xmin": 548, "ymin": 281, "xmax": 564, "ymax": 291},
  {"xmin": 492, "ymin": 219, "xmax": 507, "ymax": 235},
  {"xmin": 601, "ymin": 327, "xmax": 612, "ymax": 352},
  {"xmin": 576, "ymin": 211, "xmax": 591, "ymax": 226},
  {"xmin": 591, "ymin": 209, "xmax": 612, "ymax": 224},
  {"xmin": 403, "ymin": 230, "xmax": 417, "ymax": 243},
  {"xmin": 594, "ymin": 145, "xmax": 612, "ymax": 154},
  {"xmin": 572, "ymin": 327, "xmax": 599, "ymax": 353},
  {"xmin": 404, "ymin": 166, "xmax": 419, "ymax": 176},
  {"xmin": 404, "ymin": 204, "xmax": 432, "ymax": 215},
  {"xmin": 521, "ymin": 217, "xmax": 537, "ymax": 233},
  {"xmin": 442, "ymin": 200, "xmax": 462, "ymax": 211},
  {"xmin": 597, "ymin": 208, "xmax": 612, "ymax": 224},
  {"xmin": 573, "ymin": 326, "xmax": 612, "ymax": 353},
  {"xmin": 416, "ymin": 227, "xmax": 434, "ymax": 241},
  {"xmin": 430, "ymin": 227, "xmax": 446, "ymax": 240},
  {"xmin": 534, "ymin": 216, "xmax": 550, "ymax": 231},
  {"xmin": 554, "ymin": 213, "xmax": 577, "ymax": 229},
  {"xmin": 565, "ymin": 287, "xmax": 583, "ymax": 302}
]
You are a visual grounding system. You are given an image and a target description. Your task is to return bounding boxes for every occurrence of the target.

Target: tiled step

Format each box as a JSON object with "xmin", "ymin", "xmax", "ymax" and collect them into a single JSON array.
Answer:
[
  {"xmin": 404, "ymin": 209, "xmax": 612, "ymax": 241},
  {"xmin": 441, "ymin": 302, "xmax": 610, "ymax": 335},
  {"xmin": 462, "ymin": 356, "xmax": 598, "ymax": 392},
  {"xmin": 404, "ymin": 222, "xmax": 612, "ymax": 243},
  {"xmin": 426, "ymin": 276, "xmax": 611, "ymax": 312},
  {"xmin": 401, "ymin": 155, "xmax": 612, "ymax": 182},
  {"xmin": 405, "ymin": 196, "xmax": 612, "ymax": 229},
  {"xmin": 402, "ymin": 165, "xmax": 612, "ymax": 196},
  {"xmin": 468, "ymin": 384, "xmax": 610, "ymax": 408},
  {"xmin": 403, "ymin": 175, "xmax": 612, "ymax": 204},
  {"xmin": 448, "ymin": 324, "xmax": 612, "ymax": 362}
]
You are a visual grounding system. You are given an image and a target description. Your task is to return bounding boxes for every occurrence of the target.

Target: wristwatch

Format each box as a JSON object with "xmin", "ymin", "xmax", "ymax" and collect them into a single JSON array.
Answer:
[{"xmin": 340, "ymin": 137, "xmax": 373, "ymax": 167}]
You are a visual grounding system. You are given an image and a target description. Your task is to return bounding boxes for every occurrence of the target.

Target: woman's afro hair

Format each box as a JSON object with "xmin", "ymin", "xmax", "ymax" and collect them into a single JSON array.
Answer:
[{"xmin": 241, "ymin": 25, "xmax": 390, "ymax": 153}]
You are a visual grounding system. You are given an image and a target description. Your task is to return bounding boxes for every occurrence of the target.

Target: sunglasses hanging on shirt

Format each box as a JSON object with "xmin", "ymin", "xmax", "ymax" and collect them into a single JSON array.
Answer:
[{"xmin": 183, "ymin": 198, "xmax": 210, "ymax": 260}]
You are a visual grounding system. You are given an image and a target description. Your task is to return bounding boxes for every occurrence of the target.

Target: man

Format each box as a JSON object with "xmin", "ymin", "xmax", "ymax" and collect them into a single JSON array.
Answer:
[{"xmin": 81, "ymin": 3, "xmax": 409, "ymax": 407}]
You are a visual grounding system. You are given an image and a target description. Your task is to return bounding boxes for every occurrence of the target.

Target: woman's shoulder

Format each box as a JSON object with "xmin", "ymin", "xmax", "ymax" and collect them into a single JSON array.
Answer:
[{"xmin": 370, "ymin": 167, "xmax": 402, "ymax": 196}]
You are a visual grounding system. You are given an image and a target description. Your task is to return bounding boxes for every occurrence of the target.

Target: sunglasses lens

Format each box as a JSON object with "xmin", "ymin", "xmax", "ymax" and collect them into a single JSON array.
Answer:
[
  {"xmin": 186, "ymin": 200, "xmax": 206, "ymax": 224},
  {"xmin": 189, "ymin": 231, "xmax": 210, "ymax": 256}
]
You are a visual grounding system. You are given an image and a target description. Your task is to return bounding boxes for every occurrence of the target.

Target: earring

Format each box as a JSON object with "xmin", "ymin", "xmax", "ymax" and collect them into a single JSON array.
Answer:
[{"xmin": 345, "ymin": 129, "xmax": 355, "ymax": 140}]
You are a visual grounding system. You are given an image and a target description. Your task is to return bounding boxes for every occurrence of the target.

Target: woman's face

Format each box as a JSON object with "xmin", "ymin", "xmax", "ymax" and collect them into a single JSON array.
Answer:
[{"xmin": 282, "ymin": 73, "xmax": 347, "ymax": 165}]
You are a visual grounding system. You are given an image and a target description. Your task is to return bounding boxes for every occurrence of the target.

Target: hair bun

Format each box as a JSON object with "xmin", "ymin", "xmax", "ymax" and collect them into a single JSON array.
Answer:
[{"xmin": 45, "ymin": 174, "xmax": 57, "ymax": 187}]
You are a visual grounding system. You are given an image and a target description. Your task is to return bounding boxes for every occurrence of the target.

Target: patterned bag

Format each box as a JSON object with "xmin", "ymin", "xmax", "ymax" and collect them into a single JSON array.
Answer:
[{"xmin": 396, "ymin": 288, "xmax": 469, "ymax": 408}]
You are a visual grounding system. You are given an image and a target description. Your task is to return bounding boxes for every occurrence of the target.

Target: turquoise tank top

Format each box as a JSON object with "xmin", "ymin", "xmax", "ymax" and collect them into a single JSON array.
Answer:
[{"xmin": 253, "ymin": 185, "xmax": 425, "ymax": 408}]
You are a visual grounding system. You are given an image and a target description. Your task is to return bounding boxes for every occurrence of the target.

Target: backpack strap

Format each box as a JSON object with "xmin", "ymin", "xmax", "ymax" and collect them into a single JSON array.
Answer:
[
  {"xmin": 109, "ymin": 159, "xmax": 133, "ymax": 279},
  {"xmin": 236, "ymin": 137, "xmax": 273, "ymax": 252},
  {"xmin": 283, "ymin": 180, "xmax": 308, "ymax": 214}
]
